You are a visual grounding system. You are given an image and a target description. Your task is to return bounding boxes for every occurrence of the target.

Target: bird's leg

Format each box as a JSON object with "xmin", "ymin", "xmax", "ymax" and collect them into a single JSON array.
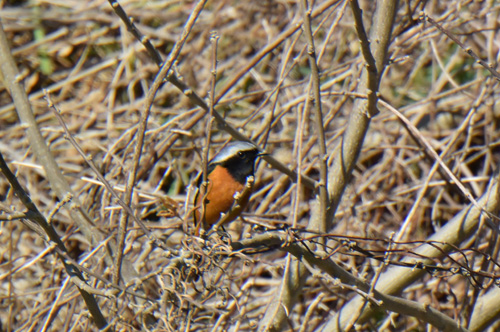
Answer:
[{"xmin": 216, "ymin": 226, "xmax": 232, "ymax": 244}]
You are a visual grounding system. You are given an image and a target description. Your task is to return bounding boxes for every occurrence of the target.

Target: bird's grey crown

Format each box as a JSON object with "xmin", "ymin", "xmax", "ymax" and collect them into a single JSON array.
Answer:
[{"xmin": 210, "ymin": 141, "xmax": 258, "ymax": 164}]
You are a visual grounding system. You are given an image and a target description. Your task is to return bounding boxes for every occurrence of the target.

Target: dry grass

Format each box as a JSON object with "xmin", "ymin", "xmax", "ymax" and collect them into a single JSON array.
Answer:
[{"xmin": 1, "ymin": 0, "xmax": 500, "ymax": 331}]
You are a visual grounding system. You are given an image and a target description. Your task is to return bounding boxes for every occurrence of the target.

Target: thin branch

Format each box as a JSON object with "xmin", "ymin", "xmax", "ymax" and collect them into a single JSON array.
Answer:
[
  {"xmin": 197, "ymin": 32, "xmax": 219, "ymax": 234},
  {"xmin": 112, "ymin": 0, "xmax": 207, "ymax": 285},
  {"xmin": 422, "ymin": 13, "xmax": 500, "ymax": 81},
  {"xmin": 108, "ymin": 0, "xmax": 163, "ymax": 66},
  {"xmin": 350, "ymin": 0, "xmax": 379, "ymax": 112},
  {"xmin": 258, "ymin": 1, "xmax": 332, "ymax": 330},
  {"xmin": 326, "ymin": 0, "xmax": 397, "ymax": 226},
  {"xmin": 301, "ymin": 0, "xmax": 329, "ymax": 233}
]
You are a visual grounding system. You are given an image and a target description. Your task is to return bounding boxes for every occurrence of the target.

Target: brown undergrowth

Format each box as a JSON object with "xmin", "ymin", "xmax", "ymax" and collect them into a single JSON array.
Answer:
[{"xmin": 1, "ymin": 1, "xmax": 500, "ymax": 331}]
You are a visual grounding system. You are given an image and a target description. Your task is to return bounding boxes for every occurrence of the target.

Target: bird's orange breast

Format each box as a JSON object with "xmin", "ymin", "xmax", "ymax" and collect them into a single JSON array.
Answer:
[{"xmin": 195, "ymin": 165, "xmax": 248, "ymax": 227}]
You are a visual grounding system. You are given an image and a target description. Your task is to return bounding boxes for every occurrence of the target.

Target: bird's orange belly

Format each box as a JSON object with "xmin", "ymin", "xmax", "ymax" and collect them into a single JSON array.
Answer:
[{"xmin": 195, "ymin": 166, "xmax": 247, "ymax": 226}]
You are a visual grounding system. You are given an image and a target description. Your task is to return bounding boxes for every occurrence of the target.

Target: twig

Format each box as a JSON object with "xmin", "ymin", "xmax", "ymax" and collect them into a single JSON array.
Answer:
[
  {"xmin": 197, "ymin": 32, "xmax": 220, "ymax": 234},
  {"xmin": 112, "ymin": 0, "xmax": 207, "ymax": 285},
  {"xmin": 301, "ymin": 0, "xmax": 329, "ymax": 233},
  {"xmin": 108, "ymin": 0, "xmax": 163, "ymax": 66},
  {"xmin": 421, "ymin": 13, "xmax": 500, "ymax": 81},
  {"xmin": 259, "ymin": 1, "xmax": 333, "ymax": 329},
  {"xmin": 326, "ymin": 0, "xmax": 397, "ymax": 225},
  {"xmin": 350, "ymin": 0, "xmax": 379, "ymax": 115}
]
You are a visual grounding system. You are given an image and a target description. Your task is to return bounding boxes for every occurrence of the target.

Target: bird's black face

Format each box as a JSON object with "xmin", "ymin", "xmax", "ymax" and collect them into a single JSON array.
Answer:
[
  {"xmin": 219, "ymin": 148, "xmax": 260, "ymax": 184},
  {"xmin": 207, "ymin": 141, "xmax": 262, "ymax": 184}
]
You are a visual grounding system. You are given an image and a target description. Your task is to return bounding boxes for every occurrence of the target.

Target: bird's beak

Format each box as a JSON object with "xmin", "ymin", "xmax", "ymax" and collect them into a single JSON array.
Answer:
[{"xmin": 257, "ymin": 151, "xmax": 269, "ymax": 158}]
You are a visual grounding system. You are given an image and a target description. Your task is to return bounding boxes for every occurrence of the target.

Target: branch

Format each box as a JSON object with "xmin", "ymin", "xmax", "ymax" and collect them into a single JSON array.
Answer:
[
  {"xmin": 0, "ymin": 152, "xmax": 108, "ymax": 329},
  {"xmin": 233, "ymin": 232, "xmax": 470, "ymax": 332},
  {"xmin": 422, "ymin": 13, "xmax": 500, "ymax": 81},
  {"xmin": 112, "ymin": 0, "xmax": 207, "ymax": 285},
  {"xmin": 328, "ymin": 166, "xmax": 500, "ymax": 330},
  {"xmin": 301, "ymin": 0, "xmax": 329, "ymax": 233},
  {"xmin": 326, "ymin": 0, "xmax": 398, "ymax": 226}
]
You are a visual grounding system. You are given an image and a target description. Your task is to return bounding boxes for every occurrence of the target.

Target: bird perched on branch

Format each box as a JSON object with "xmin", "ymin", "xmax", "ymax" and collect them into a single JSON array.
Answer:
[{"xmin": 194, "ymin": 141, "xmax": 265, "ymax": 234}]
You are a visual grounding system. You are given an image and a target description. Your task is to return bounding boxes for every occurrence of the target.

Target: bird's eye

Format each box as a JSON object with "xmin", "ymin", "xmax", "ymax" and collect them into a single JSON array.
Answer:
[{"xmin": 237, "ymin": 151, "xmax": 245, "ymax": 158}]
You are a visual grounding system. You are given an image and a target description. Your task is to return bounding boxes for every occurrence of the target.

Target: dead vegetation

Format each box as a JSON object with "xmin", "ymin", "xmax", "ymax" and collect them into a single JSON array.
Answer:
[{"xmin": 1, "ymin": 0, "xmax": 500, "ymax": 331}]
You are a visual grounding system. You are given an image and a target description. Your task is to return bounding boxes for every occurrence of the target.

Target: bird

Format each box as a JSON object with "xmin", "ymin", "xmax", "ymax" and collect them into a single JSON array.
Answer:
[{"xmin": 193, "ymin": 141, "xmax": 264, "ymax": 234}]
